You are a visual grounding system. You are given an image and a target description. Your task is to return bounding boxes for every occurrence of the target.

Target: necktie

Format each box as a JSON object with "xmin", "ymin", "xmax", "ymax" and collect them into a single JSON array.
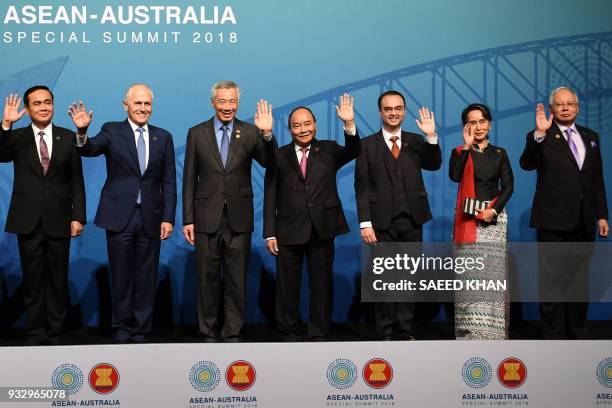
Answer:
[
  {"xmin": 220, "ymin": 125, "xmax": 229, "ymax": 167},
  {"xmin": 136, "ymin": 127, "xmax": 146, "ymax": 204},
  {"xmin": 299, "ymin": 146, "xmax": 309, "ymax": 178},
  {"xmin": 390, "ymin": 136, "xmax": 400, "ymax": 159},
  {"xmin": 38, "ymin": 131, "xmax": 50, "ymax": 174},
  {"xmin": 565, "ymin": 128, "xmax": 582, "ymax": 169}
]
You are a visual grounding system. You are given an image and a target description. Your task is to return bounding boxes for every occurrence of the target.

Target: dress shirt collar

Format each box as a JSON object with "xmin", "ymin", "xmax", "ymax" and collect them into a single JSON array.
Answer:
[
  {"xmin": 214, "ymin": 116, "xmax": 234, "ymax": 134},
  {"xmin": 382, "ymin": 127, "xmax": 401, "ymax": 143},
  {"xmin": 127, "ymin": 118, "xmax": 149, "ymax": 134},
  {"xmin": 294, "ymin": 143, "xmax": 311, "ymax": 153},
  {"xmin": 555, "ymin": 122, "xmax": 578, "ymax": 137},
  {"xmin": 31, "ymin": 123, "xmax": 52, "ymax": 136}
]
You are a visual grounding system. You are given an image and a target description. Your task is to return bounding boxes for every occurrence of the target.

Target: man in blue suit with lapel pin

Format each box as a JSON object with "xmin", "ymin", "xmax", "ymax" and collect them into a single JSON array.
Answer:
[{"xmin": 69, "ymin": 84, "xmax": 177, "ymax": 343}]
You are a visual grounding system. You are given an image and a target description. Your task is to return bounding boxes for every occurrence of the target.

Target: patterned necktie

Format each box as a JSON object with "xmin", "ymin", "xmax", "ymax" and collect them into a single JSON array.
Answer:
[
  {"xmin": 390, "ymin": 136, "xmax": 400, "ymax": 159},
  {"xmin": 136, "ymin": 127, "xmax": 146, "ymax": 204},
  {"xmin": 38, "ymin": 131, "xmax": 50, "ymax": 174},
  {"xmin": 565, "ymin": 128, "xmax": 582, "ymax": 169},
  {"xmin": 220, "ymin": 125, "xmax": 230, "ymax": 167},
  {"xmin": 299, "ymin": 146, "xmax": 309, "ymax": 177}
]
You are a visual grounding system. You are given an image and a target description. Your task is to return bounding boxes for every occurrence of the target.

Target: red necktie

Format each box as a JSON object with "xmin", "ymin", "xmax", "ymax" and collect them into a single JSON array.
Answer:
[
  {"xmin": 390, "ymin": 136, "xmax": 400, "ymax": 159},
  {"xmin": 38, "ymin": 131, "xmax": 50, "ymax": 174}
]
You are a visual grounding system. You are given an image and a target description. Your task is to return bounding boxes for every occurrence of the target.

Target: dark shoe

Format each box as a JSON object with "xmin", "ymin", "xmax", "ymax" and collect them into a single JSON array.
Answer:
[
  {"xmin": 202, "ymin": 335, "xmax": 220, "ymax": 343},
  {"xmin": 281, "ymin": 333, "xmax": 302, "ymax": 342},
  {"xmin": 113, "ymin": 329, "xmax": 131, "ymax": 344},
  {"xmin": 224, "ymin": 336, "xmax": 242, "ymax": 343},
  {"xmin": 309, "ymin": 336, "xmax": 327, "ymax": 342},
  {"xmin": 395, "ymin": 333, "xmax": 416, "ymax": 341},
  {"xmin": 131, "ymin": 334, "xmax": 150, "ymax": 343},
  {"xmin": 378, "ymin": 332, "xmax": 393, "ymax": 341}
]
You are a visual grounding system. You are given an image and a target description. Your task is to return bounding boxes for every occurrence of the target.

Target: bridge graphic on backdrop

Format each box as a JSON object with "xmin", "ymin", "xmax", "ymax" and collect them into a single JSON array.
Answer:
[{"xmin": 1, "ymin": 33, "xmax": 611, "ymax": 318}]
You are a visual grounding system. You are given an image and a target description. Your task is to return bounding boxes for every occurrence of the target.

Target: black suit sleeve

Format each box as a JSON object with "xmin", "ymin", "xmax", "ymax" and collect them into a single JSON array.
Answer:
[
  {"xmin": 354, "ymin": 142, "xmax": 371, "ymax": 223},
  {"xmin": 0, "ymin": 126, "xmax": 14, "ymax": 162},
  {"xmin": 333, "ymin": 130, "xmax": 361, "ymax": 169},
  {"xmin": 253, "ymin": 133, "xmax": 278, "ymax": 169},
  {"xmin": 182, "ymin": 128, "xmax": 198, "ymax": 226},
  {"xmin": 593, "ymin": 133, "xmax": 609, "ymax": 220},
  {"xmin": 70, "ymin": 142, "xmax": 86, "ymax": 224},
  {"xmin": 420, "ymin": 138, "xmax": 442, "ymax": 171},
  {"xmin": 162, "ymin": 132, "xmax": 177, "ymax": 225},
  {"xmin": 449, "ymin": 148, "xmax": 469, "ymax": 182},
  {"xmin": 493, "ymin": 149, "xmax": 514, "ymax": 213},
  {"xmin": 519, "ymin": 130, "xmax": 542, "ymax": 171},
  {"xmin": 263, "ymin": 165, "xmax": 278, "ymax": 238}
]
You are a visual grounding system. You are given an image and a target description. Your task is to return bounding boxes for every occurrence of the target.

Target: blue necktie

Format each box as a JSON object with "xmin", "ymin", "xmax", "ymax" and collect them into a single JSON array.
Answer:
[
  {"xmin": 220, "ymin": 125, "xmax": 229, "ymax": 168},
  {"xmin": 136, "ymin": 127, "xmax": 146, "ymax": 204}
]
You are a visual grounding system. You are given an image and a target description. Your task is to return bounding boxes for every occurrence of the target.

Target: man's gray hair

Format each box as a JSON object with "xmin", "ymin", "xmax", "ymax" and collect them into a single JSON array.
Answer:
[
  {"xmin": 210, "ymin": 80, "xmax": 240, "ymax": 101},
  {"xmin": 549, "ymin": 86, "xmax": 579, "ymax": 106},
  {"xmin": 124, "ymin": 83, "xmax": 154, "ymax": 101}
]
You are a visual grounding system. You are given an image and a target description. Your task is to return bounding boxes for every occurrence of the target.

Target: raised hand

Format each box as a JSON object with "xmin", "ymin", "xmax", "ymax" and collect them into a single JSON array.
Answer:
[
  {"xmin": 3, "ymin": 94, "xmax": 27, "ymax": 127},
  {"xmin": 415, "ymin": 107, "xmax": 436, "ymax": 137},
  {"xmin": 535, "ymin": 103, "xmax": 553, "ymax": 134},
  {"xmin": 463, "ymin": 123, "xmax": 474, "ymax": 149},
  {"xmin": 254, "ymin": 99, "xmax": 273, "ymax": 135},
  {"xmin": 335, "ymin": 93, "xmax": 355, "ymax": 127},
  {"xmin": 68, "ymin": 101, "xmax": 93, "ymax": 132}
]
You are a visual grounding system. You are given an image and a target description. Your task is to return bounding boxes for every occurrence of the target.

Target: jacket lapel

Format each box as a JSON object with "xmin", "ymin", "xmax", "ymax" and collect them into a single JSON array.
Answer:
[
  {"xmin": 121, "ymin": 120, "xmax": 142, "ymax": 175},
  {"xmin": 550, "ymin": 123, "xmax": 579, "ymax": 170},
  {"xmin": 145, "ymin": 126, "xmax": 160, "ymax": 175},
  {"xmin": 44, "ymin": 125, "xmax": 62, "ymax": 177},
  {"xmin": 25, "ymin": 125, "xmax": 44, "ymax": 177},
  {"xmin": 576, "ymin": 125, "xmax": 594, "ymax": 172},
  {"xmin": 283, "ymin": 143, "xmax": 303, "ymax": 180},
  {"xmin": 377, "ymin": 131, "xmax": 395, "ymax": 182},
  {"xmin": 226, "ymin": 120, "xmax": 242, "ymax": 170},
  {"xmin": 304, "ymin": 139, "xmax": 320, "ymax": 180},
  {"xmin": 204, "ymin": 120, "xmax": 224, "ymax": 170}
]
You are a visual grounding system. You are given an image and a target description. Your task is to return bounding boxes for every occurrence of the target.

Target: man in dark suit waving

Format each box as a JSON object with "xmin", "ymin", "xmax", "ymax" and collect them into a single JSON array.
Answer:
[
  {"xmin": 69, "ymin": 84, "xmax": 177, "ymax": 342},
  {"xmin": 1, "ymin": 87, "xmax": 86, "ymax": 344},
  {"xmin": 355, "ymin": 90, "xmax": 442, "ymax": 340},
  {"xmin": 520, "ymin": 86, "xmax": 608, "ymax": 339},
  {"xmin": 182, "ymin": 80, "xmax": 277, "ymax": 342},
  {"xmin": 263, "ymin": 94, "xmax": 360, "ymax": 341}
]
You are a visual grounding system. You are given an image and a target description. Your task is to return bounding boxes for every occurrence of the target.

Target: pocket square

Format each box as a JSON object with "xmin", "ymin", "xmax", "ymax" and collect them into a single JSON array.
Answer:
[{"xmin": 591, "ymin": 140, "xmax": 597, "ymax": 148}]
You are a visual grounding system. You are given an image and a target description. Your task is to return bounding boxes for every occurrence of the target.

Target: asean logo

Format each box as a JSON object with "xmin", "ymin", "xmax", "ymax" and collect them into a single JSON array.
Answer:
[
  {"xmin": 462, "ymin": 357, "xmax": 492, "ymax": 389},
  {"xmin": 225, "ymin": 360, "xmax": 256, "ymax": 391},
  {"xmin": 497, "ymin": 357, "xmax": 527, "ymax": 388},
  {"xmin": 89, "ymin": 363, "xmax": 120, "ymax": 394},
  {"xmin": 327, "ymin": 359, "xmax": 358, "ymax": 390},
  {"xmin": 51, "ymin": 364, "xmax": 84, "ymax": 396},
  {"xmin": 596, "ymin": 358, "xmax": 612, "ymax": 388},
  {"xmin": 190, "ymin": 361, "xmax": 221, "ymax": 392},
  {"xmin": 362, "ymin": 358, "xmax": 393, "ymax": 389}
]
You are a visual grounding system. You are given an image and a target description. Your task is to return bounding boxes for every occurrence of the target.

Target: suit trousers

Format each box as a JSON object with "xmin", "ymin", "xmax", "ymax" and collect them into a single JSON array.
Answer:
[
  {"xmin": 195, "ymin": 206, "xmax": 251, "ymax": 340},
  {"xmin": 374, "ymin": 213, "xmax": 422, "ymax": 337},
  {"xmin": 276, "ymin": 227, "xmax": 335, "ymax": 339},
  {"xmin": 106, "ymin": 206, "xmax": 160, "ymax": 341},
  {"xmin": 537, "ymin": 219, "xmax": 594, "ymax": 340},
  {"xmin": 17, "ymin": 221, "xmax": 70, "ymax": 338}
]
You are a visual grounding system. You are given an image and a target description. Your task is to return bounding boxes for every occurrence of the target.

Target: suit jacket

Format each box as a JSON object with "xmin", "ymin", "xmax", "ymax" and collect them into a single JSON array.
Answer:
[
  {"xmin": 0, "ymin": 124, "xmax": 85, "ymax": 237},
  {"xmin": 182, "ymin": 117, "xmax": 277, "ymax": 234},
  {"xmin": 520, "ymin": 123, "xmax": 608, "ymax": 231},
  {"xmin": 263, "ymin": 132, "xmax": 361, "ymax": 245},
  {"xmin": 77, "ymin": 120, "xmax": 177, "ymax": 238},
  {"xmin": 355, "ymin": 130, "xmax": 442, "ymax": 230}
]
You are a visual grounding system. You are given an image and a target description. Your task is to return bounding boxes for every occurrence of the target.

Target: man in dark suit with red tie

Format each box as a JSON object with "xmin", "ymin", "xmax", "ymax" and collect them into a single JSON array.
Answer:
[
  {"xmin": 263, "ymin": 94, "xmax": 360, "ymax": 341},
  {"xmin": 69, "ymin": 84, "xmax": 177, "ymax": 343},
  {"xmin": 182, "ymin": 81, "xmax": 277, "ymax": 343},
  {"xmin": 0, "ymin": 87, "xmax": 86, "ymax": 344},
  {"xmin": 355, "ymin": 90, "xmax": 442, "ymax": 340},
  {"xmin": 520, "ymin": 86, "xmax": 608, "ymax": 339}
]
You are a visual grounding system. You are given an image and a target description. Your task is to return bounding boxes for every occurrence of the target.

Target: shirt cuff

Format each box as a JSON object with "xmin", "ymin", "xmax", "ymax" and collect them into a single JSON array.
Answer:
[
  {"xmin": 266, "ymin": 236, "xmax": 276, "ymax": 241},
  {"xmin": 344, "ymin": 126, "xmax": 357, "ymax": 136},
  {"xmin": 75, "ymin": 133, "xmax": 88, "ymax": 147},
  {"xmin": 425, "ymin": 134, "xmax": 438, "ymax": 144},
  {"xmin": 533, "ymin": 132, "xmax": 546, "ymax": 143},
  {"xmin": 262, "ymin": 132, "xmax": 273, "ymax": 142},
  {"xmin": 1, "ymin": 125, "xmax": 10, "ymax": 131},
  {"xmin": 360, "ymin": 221, "xmax": 373, "ymax": 229}
]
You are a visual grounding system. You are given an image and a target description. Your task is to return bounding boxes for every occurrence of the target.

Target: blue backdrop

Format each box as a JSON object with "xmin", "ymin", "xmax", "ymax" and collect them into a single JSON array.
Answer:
[{"xmin": 1, "ymin": 0, "xmax": 611, "ymax": 327}]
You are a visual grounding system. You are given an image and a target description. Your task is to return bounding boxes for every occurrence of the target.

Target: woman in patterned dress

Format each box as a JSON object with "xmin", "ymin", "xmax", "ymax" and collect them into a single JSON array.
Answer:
[{"xmin": 450, "ymin": 103, "xmax": 514, "ymax": 339}]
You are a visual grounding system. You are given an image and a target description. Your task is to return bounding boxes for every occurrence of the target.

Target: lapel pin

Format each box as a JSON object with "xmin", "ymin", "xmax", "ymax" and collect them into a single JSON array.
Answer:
[
  {"xmin": 152, "ymin": 136, "xmax": 158, "ymax": 141},
  {"xmin": 235, "ymin": 130, "xmax": 241, "ymax": 139},
  {"xmin": 591, "ymin": 141, "xmax": 597, "ymax": 148},
  {"xmin": 55, "ymin": 136, "xmax": 60, "ymax": 140},
  {"xmin": 314, "ymin": 146, "xmax": 320, "ymax": 152},
  {"xmin": 496, "ymin": 149, "xmax": 501, "ymax": 153},
  {"xmin": 555, "ymin": 134, "xmax": 561, "ymax": 139}
]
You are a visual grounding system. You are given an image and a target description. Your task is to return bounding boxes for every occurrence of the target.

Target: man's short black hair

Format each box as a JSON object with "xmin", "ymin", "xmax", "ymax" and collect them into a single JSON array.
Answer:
[
  {"xmin": 288, "ymin": 106, "xmax": 317, "ymax": 128},
  {"xmin": 23, "ymin": 85, "xmax": 54, "ymax": 107},
  {"xmin": 377, "ymin": 90, "xmax": 406, "ymax": 110}
]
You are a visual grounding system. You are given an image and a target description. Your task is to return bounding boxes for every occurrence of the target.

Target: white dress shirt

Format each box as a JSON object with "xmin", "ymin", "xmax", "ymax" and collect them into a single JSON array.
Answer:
[{"xmin": 32, "ymin": 123, "xmax": 53, "ymax": 160}]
